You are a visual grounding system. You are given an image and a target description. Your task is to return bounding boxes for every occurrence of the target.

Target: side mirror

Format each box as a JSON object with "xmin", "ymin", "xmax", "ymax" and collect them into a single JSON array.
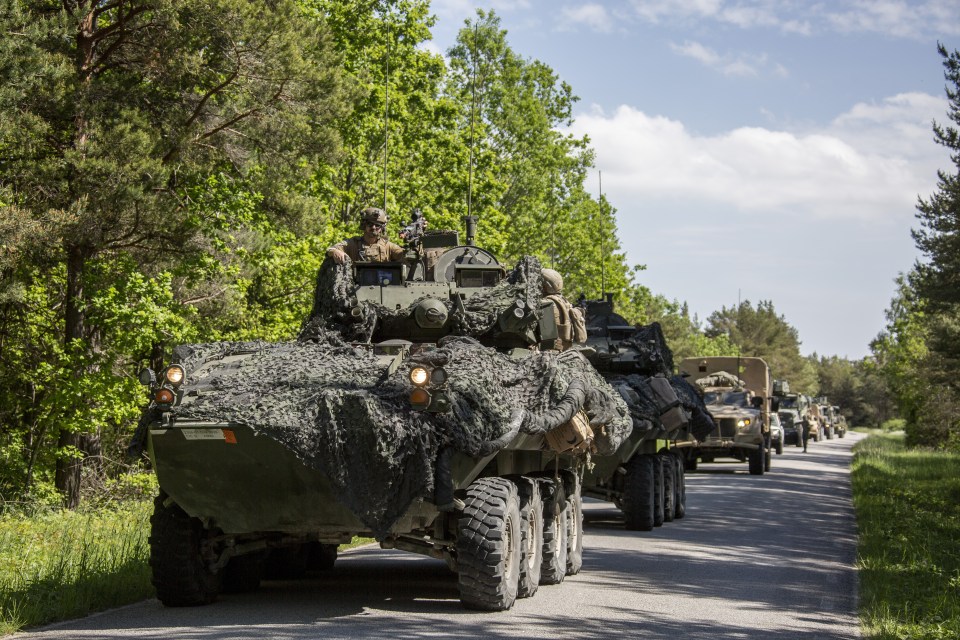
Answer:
[{"xmin": 751, "ymin": 396, "xmax": 763, "ymax": 409}]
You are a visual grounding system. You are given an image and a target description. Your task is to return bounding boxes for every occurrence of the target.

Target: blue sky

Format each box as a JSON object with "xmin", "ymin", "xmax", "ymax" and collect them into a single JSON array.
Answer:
[{"xmin": 425, "ymin": 0, "xmax": 959, "ymax": 360}]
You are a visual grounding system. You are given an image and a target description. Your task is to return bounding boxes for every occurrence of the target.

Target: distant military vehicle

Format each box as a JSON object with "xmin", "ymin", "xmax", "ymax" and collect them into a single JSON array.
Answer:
[
  {"xmin": 577, "ymin": 296, "xmax": 716, "ymax": 531},
  {"xmin": 833, "ymin": 406, "xmax": 848, "ymax": 438},
  {"xmin": 134, "ymin": 215, "xmax": 632, "ymax": 611},
  {"xmin": 677, "ymin": 357, "xmax": 775, "ymax": 475},
  {"xmin": 774, "ymin": 383, "xmax": 805, "ymax": 447}
]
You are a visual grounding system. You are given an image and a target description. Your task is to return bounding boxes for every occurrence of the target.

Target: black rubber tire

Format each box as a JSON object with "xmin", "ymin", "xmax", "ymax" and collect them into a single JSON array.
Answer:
[
  {"xmin": 539, "ymin": 477, "xmax": 568, "ymax": 585},
  {"xmin": 221, "ymin": 552, "xmax": 263, "ymax": 594},
  {"xmin": 653, "ymin": 455, "xmax": 665, "ymax": 527},
  {"xmin": 564, "ymin": 480, "xmax": 583, "ymax": 576},
  {"xmin": 660, "ymin": 454, "xmax": 675, "ymax": 524},
  {"xmin": 149, "ymin": 495, "xmax": 221, "ymax": 607},
  {"xmin": 684, "ymin": 452, "xmax": 698, "ymax": 472},
  {"xmin": 748, "ymin": 444, "xmax": 765, "ymax": 475},
  {"xmin": 764, "ymin": 444, "xmax": 772, "ymax": 472},
  {"xmin": 622, "ymin": 454, "xmax": 655, "ymax": 531},
  {"xmin": 457, "ymin": 477, "xmax": 522, "ymax": 611},
  {"xmin": 516, "ymin": 478, "xmax": 543, "ymax": 598},
  {"xmin": 795, "ymin": 433, "xmax": 803, "ymax": 447},
  {"xmin": 672, "ymin": 453, "xmax": 686, "ymax": 519},
  {"xmin": 775, "ymin": 438, "xmax": 784, "ymax": 455},
  {"xmin": 838, "ymin": 430, "xmax": 846, "ymax": 439},
  {"xmin": 826, "ymin": 427, "xmax": 834, "ymax": 440},
  {"xmin": 306, "ymin": 542, "xmax": 338, "ymax": 571}
]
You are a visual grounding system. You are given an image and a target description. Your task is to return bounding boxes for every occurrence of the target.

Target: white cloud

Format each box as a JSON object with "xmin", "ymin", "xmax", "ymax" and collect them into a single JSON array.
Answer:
[
  {"xmin": 669, "ymin": 40, "xmax": 770, "ymax": 77},
  {"xmin": 567, "ymin": 93, "xmax": 948, "ymax": 220},
  {"xmin": 558, "ymin": 4, "xmax": 616, "ymax": 33},
  {"xmin": 625, "ymin": 0, "xmax": 960, "ymax": 39}
]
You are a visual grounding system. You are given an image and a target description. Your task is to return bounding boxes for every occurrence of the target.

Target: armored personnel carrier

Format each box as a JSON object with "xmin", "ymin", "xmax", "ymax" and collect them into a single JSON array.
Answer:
[
  {"xmin": 134, "ymin": 215, "xmax": 631, "ymax": 611},
  {"xmin": 676, "ymin": 357, "xmax": 775, "ymax": 475},
  {"xmin": 576, "ymin": 296, "xmax": 716, "ymax": 531}
]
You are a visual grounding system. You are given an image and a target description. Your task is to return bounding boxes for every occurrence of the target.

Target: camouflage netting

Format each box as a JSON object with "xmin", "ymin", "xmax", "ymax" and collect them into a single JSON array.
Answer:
[
  {"xmin": 586, "ymin": 320, "xmax": 716, "ymax": 442},
  {"xmin": 165, "ymin": 257, "xmax": 630, "ymax": 538}
]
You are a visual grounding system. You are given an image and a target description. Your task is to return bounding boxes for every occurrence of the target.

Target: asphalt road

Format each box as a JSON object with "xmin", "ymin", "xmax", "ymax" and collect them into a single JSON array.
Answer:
[{"xmin": 17, "ymin": 433, "xmax": 862, "ymax": 640}]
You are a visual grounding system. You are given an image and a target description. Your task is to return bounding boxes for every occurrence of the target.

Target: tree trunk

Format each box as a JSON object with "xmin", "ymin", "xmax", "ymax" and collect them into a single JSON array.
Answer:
[{"xmin": 55, "ymin": 245, "xmax": 89, "ymax": 508}]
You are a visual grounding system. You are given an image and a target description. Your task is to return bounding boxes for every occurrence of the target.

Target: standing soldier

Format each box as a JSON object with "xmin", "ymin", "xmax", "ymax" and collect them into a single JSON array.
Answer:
[
  {"xmin": 801, "ymin": 413, "xmax": 812, "ymax": 453},
  {"xmin": 327, "ymin": 207, "xmax": 405, "ymax": 264},
  {"xmin": 541, "ymin": 268, "xmax": 587, "ymax": 351}
]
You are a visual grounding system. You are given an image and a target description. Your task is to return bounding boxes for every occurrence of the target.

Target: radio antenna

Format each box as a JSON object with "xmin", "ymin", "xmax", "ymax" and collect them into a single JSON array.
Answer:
[
  {"xmin": 382, "ymin": 19, "xmax": 391, "ymax": 214},
  {"xmin": 467, "ymin": 23, "xmax": 479, "ymax": 218},
  {"xmin": 599, "ymin": 170, "xmax": 606, "ymax": 298}
]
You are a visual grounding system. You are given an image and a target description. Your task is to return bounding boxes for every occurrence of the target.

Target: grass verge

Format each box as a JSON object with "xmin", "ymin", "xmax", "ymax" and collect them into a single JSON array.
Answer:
[
  {"xmin": 852, "ymin": 432, "xmax": 960, "ymax": 639},
  {"xmin": 0, "ymin": 501, "xmax": 154, "ymax": 635}
]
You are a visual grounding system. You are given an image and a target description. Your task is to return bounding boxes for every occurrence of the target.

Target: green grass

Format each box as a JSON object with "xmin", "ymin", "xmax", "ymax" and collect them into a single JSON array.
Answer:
[
  {"xmin": 0, "ymin": 501, "xmax": 154, "ymax": 635},
  {"xmin": 852, "ymin": 432, "xmax": 960, "ymax": 639}
]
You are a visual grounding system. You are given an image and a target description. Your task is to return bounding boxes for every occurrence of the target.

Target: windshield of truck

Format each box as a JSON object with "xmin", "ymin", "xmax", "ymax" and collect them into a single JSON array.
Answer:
[
  {"xmin": 778, "ymin": 411, "xmax": 796, "ymax": 427},
  {"xmin": 703, "ymin": 391, "xmax": 721, "ymax": 404},
  {"xmin": 779, "ymin": 397, "xmax": 799, "ymax": 408},
  {"xmin": 721, "ymin": 391, "xmax": 749, "ymax": 406}
]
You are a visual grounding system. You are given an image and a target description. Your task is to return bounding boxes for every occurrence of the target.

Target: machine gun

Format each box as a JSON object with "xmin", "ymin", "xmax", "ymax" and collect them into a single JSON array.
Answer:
[{"xmin": 399, "ymin": 208, "xmax": 427, "ymax": 252}]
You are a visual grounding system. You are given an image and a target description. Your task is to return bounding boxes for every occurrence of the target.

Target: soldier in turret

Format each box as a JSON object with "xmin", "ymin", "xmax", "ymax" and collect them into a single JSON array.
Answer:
[{"xmin": 327, "ymin": 207, "xmax": 405, "ymax": 264}]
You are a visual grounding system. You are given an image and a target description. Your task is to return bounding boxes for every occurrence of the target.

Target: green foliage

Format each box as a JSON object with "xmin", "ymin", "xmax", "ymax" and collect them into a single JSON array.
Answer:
[
  {"xmin": 0, "ymin": 501, "xmax": 153, "ymax": 633},
  {"xmin": 705, "ymin": 299, "xmax": 817, "ymax": 391},
  {"xmin": 853, "ymin": 433, "xmax": 960, "ymax": 639}
]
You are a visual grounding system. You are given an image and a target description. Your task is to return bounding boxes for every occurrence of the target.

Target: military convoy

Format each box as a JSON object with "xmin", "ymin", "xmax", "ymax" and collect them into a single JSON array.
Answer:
[
  {"xmin": 676, "ymin": 357, "xmax": 775, "ymax": 475},
  {"xmin": 136, "ymin": 216, "xmax": 634, "ymax": 611}
]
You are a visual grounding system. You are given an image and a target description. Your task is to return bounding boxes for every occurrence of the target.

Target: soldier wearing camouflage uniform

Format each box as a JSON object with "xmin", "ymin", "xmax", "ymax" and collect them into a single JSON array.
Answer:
[
  {"xmin": 327, "ymin": 207, "xmax": 405, "ymax": 264},
  {"xmin": 541, "ymin": 268, "xmax": 587, "ymax": 352}
]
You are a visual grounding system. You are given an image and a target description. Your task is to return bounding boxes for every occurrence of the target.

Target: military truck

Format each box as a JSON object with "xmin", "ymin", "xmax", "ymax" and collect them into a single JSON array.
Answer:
[
  {"xmin": 833, "ymin": 406, "xmax": 847, "ymax": 438},
  {"xmin": 812, "ymin": 399, "xmax": 835, "ymax": 439},
  {"xmin": 135, "ymin": 215, "xmax": 632, "ymax": 612},
  {"xmin": 677, "ymin": 357, "xmax": 775, "ymax": 475},
  {"xmin": 577, "ymin": 296, "xmax": 717, "ymax": 531}
]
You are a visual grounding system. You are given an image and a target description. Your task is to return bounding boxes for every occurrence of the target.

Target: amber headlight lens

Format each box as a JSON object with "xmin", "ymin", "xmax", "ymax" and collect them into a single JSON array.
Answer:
[
  {"xmin": 409, "ymin": 388, "xmax": 430, "ymax": 407},
  {"xmin": 737, "ymin": 418, "xmax": 752, "ymax": 428},
  {"xmin": 410, "ymin": 367, "xmax": 429, "ymax": 386},
  {"xmin": 155, "ymin": 388, "xmax": 175, "ymax": 404},
  {"xmin": 164, "ymin": 365, "xmax": 185, "ymax": 386}
]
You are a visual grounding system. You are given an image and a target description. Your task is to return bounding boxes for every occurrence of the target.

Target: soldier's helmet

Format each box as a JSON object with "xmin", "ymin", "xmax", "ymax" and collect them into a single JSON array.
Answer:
[
  {"xmin": 360, "ymin": 207, "xmax": 388, "ymax": 227},
  {"xmin": 541, "ymin": 268, "xmax": 564, "ymax": 295}
]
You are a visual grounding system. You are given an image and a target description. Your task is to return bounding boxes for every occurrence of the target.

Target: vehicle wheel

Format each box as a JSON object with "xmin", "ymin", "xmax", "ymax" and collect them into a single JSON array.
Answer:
[
  {"xmin": 149, "ymin": 494, "xmax": 222, "ymax": 606},
  {"xmin": 826, "ymin": 427, "xmax": 834, "ymax": 440},
  {"xmin": 516, "ymin": 478, "xmax": 543, "ymax": 598},
  {"xmin": 748, "ymin": 444, "xmax": 765, "ymax": 476},
  {"xmin": 306, "ymin": 542, "xmax": 338, "ymax": 571},
  {"xmin": 838, "ymin": 430, "xmax": 846, "ymax": 439},
  {"xmin": 671, "ymin": 452, "xmax": 686, "ymax": 519},
  {"xmin": 653, "ymin": 455, "xmax": 665, "ymax": 527},
  {"xmin": 660, "ymin": 454, "xmax": 675, "ymax": 523},
  {"xmin": 764, "ymin": 444, "xmax": 772, "ymax": 472},
  {"xmin": 795, "ymin": 434, "xmax": 803, "ymax": 448},
  {"xmin": 775, "ymin": 439, "xmax": 784, "ymax": 455},
  {"xmin": 457, "ymin": 477, "xmax": 522, "ymax": 611},
  {"xmin": 563, "ymin": 476, "xmax": 583, "ymax": 576},
  {"xmin": 538, "ymin": 477, "xmax": 568, "ymax": 585},
  {"xmin": 622, "ymin": 455, "xmax": 655, "ymax": 531},
  {"xmin": 222, "ymin": 552, "xmax": 263, "ymax": 594},
  {"xmin": 264, "ymin": 545, "xmax": 309, "ymax": 579},
  {"xmin": 684, "ymin": 452, "xmax": 698, "ymax": 472}
]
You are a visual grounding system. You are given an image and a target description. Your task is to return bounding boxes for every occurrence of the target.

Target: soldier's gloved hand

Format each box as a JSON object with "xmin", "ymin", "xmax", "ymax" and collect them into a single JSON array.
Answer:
[{"xmin": 328, "ymin": 248, "xmax": 348, "ymax": 264}]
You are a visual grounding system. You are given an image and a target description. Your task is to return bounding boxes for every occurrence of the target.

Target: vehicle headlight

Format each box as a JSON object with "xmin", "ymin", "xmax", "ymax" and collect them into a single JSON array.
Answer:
[
  {"xmin": 737, "ymin": 418, "xmax": 751, "ymax": 428},
  {"xmin": 154, "ymin": 388, "xmax": 175, "ymax": 404},
  {"xmin": 164, "ymin": 365, "xmax": 185, "ymax": 386},
  {"xmin": 409, "ymin": 387, "xmax": 431, "ymax": 408},
  {"xmin": 431, "ymin": 367, "xmax": 448, "ymax": 385},
  {"xmin": 409, "ymin": 366, "xmax": 429, "ymax": 386}
]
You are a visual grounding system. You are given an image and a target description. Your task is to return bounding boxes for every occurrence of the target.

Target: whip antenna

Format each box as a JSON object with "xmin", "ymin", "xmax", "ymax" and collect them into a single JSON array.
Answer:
[
  {"xmin": 467, "ymin": 23, "xmax": 479, "ymax": 218},
  {"xmin": 599, "ymin": 170, "xmax": 606, "ymax": 298}
]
